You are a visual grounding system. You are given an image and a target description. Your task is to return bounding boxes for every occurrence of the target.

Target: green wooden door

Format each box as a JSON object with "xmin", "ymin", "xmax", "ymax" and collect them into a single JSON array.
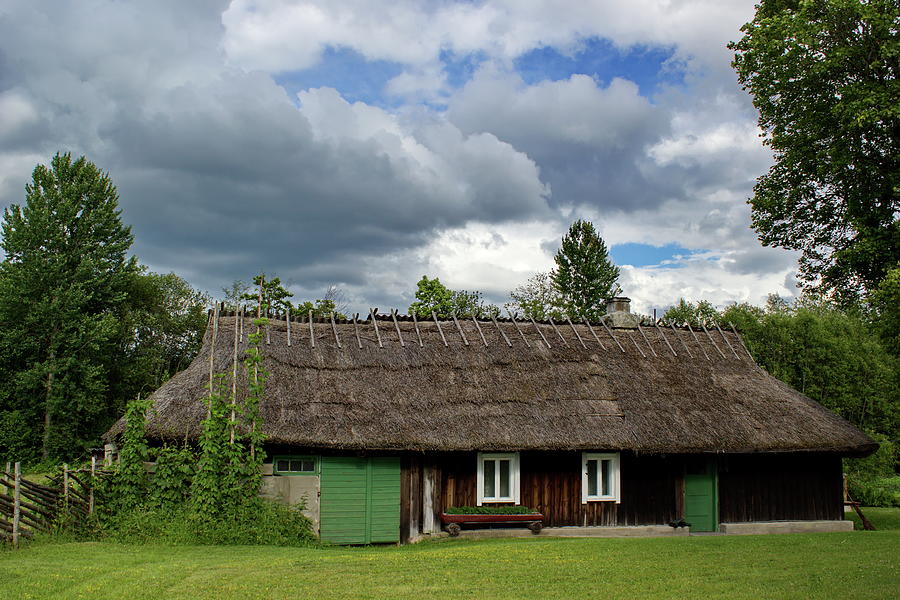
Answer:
[
  {"xmin": 319, "ymin": 456, "xmax": 400, "ymax": 544},
  {"xmin": 684, "ymin": 459, "xmax": 718, "ymax": 532}
]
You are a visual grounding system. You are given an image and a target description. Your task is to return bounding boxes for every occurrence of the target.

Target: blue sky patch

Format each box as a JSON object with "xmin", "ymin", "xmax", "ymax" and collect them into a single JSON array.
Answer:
[
  {"xmin": 513, "ymin": 37, "xmax": 682, "ymax": 97},
  {"xmin": 274, "ymin": 46, "xmax": 404, "ymax": 108},
  {"xmin": 610, "ymin": 242, "xmax": 700, "ymax": 268}
]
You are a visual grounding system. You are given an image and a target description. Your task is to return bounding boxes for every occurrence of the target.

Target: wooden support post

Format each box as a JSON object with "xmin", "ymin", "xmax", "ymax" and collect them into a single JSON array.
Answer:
[
  {"xmin": 529, "ymin": 317, "xmax": 551, "ymax": 348},
  {"xmin": 265, "ymin": 307, "xmax": 271, "ymax": 345},
  {"xmin": 286, "ymin": 307, "xmax": 291, "ymax": 346},
  {"xmin": 352, "ymin": 313, "xmax": 363, "ymax": 349},
  {"xmin": 230, "ymin": 307, "xmax": 239, "ymax": 444},
  {"xmin": 208, "ymin": 305, "xmax": 219, "ymax": 415},
  {"xmin": 369, "ymin": 309, "xmax": 383, "ymax": 348},
  {"xmin": 491, "ymin": 315, "xmax": 512, "ymax": 347},
  {"xmin": 566, "ymin": 318, "xmax": 587, "ymax": 349},
  {"xmin": 637, "ymin": 324, "xmax": 657, "ymax": 357},
  {"xmin": 432, "ymin": 312, "xmax": 448, "ymax": 347},
  {"xmin": 412, "ymin": 313, "xmax": 424, "ymax": 347},
  {"xmin": 309, "ymin": 310, "xmax": 316, "ymax": 348},
  {"xmin": 239, "ymin": 306, "xmax": 243, "ymax": 340},
  {"xmin": 716, "ymin": 323, "xmax": 740, "ymax": 358},
  {"xmin": 654, "ymin": 321, "xmax": 677, "ymax": 357},
  {"xmin": 548, "ymin": 317, "xmax": 568, "ymax": 347},
  {"xmin": 471, "ymin": 317, "xmax": 488, "ymax": 346},
  {"xmin": 671, "ymin": 323, "xmax": 693, "ymax": 358},
  {"xmin": 702, "ymin": 324, "xmax": 727, "ymax": 359},
  {"xmin": 451, "ymin": 313, "xmax": 469, "ymax": 346},
  {"xmin": 600, "ymin": 320, "xmax": 626, "ymax": 353},
  {"xmin": 390, "ymin": 310, "xmax": 405, "ymax": 347},
  {"xmin": 63, "ymin": 464, "xmax": 69, "ymax": 506},
  {"xmin": 12, "ymin": 462, "xmax": 20, "ymax": 548},
  {"xmin": 89, "ymin": 456, "xmax": 96, "ymax": 515},
  {"xmin": 507, "ymin": 312, "xmax": 531, "ymax": 347},
  {"xmin": 581, "ymin": 317, "xmax": 607, "ymax": 350},
  {"xmin": 686, "ymin": 324, "xmax": 710, "ymax": 361}
]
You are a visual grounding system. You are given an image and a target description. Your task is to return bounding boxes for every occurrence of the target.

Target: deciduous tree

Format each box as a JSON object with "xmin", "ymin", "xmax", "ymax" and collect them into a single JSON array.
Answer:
[{"xmin": 730, "ymin": 0, "xmax": 900, "ymax": 300}]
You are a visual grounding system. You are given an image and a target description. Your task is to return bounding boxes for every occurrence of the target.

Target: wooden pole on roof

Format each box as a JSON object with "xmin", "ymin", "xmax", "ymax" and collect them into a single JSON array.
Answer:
[
  {"xmin": 309, "ymin": 310, "xmax": 316, "ymax": 348},
  {"xmin": 331, "ymin": 313, "xmax": 342, "ymax": 349},
  {"xmin": 686, "ymin": 324, "xmax": 710, "ymax": 361},
  {"xmin": 352, "ymin": 313, "xmax": 363, "ymax": 349},
  {"xmin": 286, "ymin": 307, "xmax": 291, "ymax": 346},
  {"xmin": 600, "ymin": 319, "xmax": 626, "ymax": 353},
  {"xmin": 506, "ymin": 311, "xmax": 530, "ymax": 348},
  {"xmin": 490, "ymin": 314, "xmax": 512, "ymax": 347},
  {"xmin": 390, "ymin": 310, "xmax": 405, "ymax": 347},
  {"xmin": 637, "ymin": 324, "xmax": 657, "ymax": 357},
  {"xmin": 702, "ymin": 323, "xmax": 727, "ymax": 359},
  {"xmin": 716, "ymin": 323, "xmax": 740, "ymax": 358},
  {"xmin": 471, "ymin": 316, "xmax": 488, "ymax": 346},
  {"xmin": 581, "ymin": 317, "xmax": 607, "ymax": 350},
  {"xmin": 566, "ymin": 317, "xmax": 587, "ymax": 349},
  {"xmin": 369, "ymin": 309, "xmax": 383, "ymax": 348},
  {"xmin": 265, "ymin": 306, "xmax": 271, "ymax": 345},
  {"xmin": 729, "ymin": 323, "xmax": 754, "ymax": 360},
  {"xmin": 411, "ymin": 312, "xmax": 424, "ymax": 347},
  {"xmin": 529, "ymin": 316, "xmax": 551, "ymax": 348},
  {"xmin": 654, "ymin": 321, "xmax": 677, "ymax": 357},
  {"xmin": 548, "ymin": 317, "xmax": 569, "ymax": 347},
  {"xmin": 627, "ymin": 329, "xmax": 646, "ymax": 358},
  {"xmin": 670, "ymin": 323, "xmax": 693, "ymax": 358},
  {"xmin": 432, "ymin": 311, "xmax": 448, "ymax": 347},
  {"xmin": 451, "ymin": 313, "xmax": 469, "ymax": 346}
]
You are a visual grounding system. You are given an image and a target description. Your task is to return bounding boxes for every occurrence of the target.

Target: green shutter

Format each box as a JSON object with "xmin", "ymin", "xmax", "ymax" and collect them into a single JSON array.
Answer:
[{"xmin": 320, "ymin": 456, "xmax": 400, "ymax": 544}]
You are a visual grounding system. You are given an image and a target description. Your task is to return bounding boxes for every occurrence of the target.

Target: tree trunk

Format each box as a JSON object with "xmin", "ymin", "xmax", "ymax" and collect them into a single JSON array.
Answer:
[{"xmin": 42, "ymin": 346, "xmax": 55, "ymax": 461}]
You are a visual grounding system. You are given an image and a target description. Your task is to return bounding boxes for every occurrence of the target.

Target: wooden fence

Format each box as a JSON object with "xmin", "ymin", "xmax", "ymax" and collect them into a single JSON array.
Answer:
[{"xmin": 1, "ymin": 458, "xmax": 106, "ymax": 548}]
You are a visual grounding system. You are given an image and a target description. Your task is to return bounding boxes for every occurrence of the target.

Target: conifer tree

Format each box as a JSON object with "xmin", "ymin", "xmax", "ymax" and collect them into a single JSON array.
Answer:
[
  {"xmin": 551, "ymin": 220, "xmax": 620, "ymax": 321},
  {"xmin": 0, "ymin": 153, "xmax": 137, "ymax": 460}
]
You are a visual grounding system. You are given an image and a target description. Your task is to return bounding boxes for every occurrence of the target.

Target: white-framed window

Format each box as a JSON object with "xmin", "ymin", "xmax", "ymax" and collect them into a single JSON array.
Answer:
[
  {"xmin": 476, "ymin": 452, "xmax": 520, "ymax": 505},
  {"xmin": 582, "ymin": 452, "xmax": 621, "ymax": 503}
]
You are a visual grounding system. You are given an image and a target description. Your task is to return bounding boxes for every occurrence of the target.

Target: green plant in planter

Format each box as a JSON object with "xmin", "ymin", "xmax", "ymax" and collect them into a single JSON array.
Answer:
[{"xmin": 445, "ymin": 506, "xmax": 539, "ymax": 515}]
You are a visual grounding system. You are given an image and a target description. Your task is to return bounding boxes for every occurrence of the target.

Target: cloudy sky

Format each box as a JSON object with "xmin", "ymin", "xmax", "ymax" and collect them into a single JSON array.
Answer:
[{"xmin": 0, "ymin": 0, "xmax": 800, "ymax": 315}]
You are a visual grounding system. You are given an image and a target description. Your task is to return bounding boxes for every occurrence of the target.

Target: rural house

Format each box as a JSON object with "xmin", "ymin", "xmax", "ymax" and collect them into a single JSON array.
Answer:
[{"xmin": 106, "ymin": 298, "xmax": 876, "ymax": 543}]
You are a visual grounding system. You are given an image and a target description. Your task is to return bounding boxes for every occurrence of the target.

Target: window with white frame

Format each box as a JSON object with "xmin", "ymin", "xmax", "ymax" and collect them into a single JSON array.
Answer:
[
  {"xmin": 476, "ymin": 452, "xmax": 520, "ymax": 505},
  {"xmin": 582, "ymin": 453, "xmax": 621, "ymax": 503}
]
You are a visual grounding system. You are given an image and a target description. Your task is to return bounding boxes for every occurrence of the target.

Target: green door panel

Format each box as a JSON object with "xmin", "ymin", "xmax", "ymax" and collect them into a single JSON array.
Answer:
[
  {"xmin": 684, "ymin": 459, "xmax": 718, "ymax": 532},
  {"xmin": 320, "ymin": 456, "xmax": 400, "ymax": 544}
]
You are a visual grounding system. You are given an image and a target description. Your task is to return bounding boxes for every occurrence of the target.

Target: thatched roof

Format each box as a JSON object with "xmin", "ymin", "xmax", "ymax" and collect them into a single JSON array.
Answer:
[{"xmin": 107, "ymin": 310, "xmax": 875, "ymax": 455}]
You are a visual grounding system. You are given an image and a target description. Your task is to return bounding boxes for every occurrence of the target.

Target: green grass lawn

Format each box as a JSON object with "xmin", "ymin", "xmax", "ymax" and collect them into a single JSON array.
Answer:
[
  {"xmin": 3, "ymin": 527, "xmax": 898, "ymax": 600},
  {"xmin": 846, "ymin": 506, "xmax": 900, "ymax": 530}
]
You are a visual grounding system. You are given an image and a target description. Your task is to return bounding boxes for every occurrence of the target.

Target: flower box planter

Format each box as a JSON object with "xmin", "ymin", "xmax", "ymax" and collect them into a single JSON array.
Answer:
[{"xmin": 440, "ymin": 512, "xmax": 544, "ymax": 536}]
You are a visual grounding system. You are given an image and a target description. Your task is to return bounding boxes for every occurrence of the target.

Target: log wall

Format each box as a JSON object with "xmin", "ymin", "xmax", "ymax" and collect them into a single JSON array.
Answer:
[{"xmin": 718, "ymin": 453, "xmax": 844, "ymax": 522}]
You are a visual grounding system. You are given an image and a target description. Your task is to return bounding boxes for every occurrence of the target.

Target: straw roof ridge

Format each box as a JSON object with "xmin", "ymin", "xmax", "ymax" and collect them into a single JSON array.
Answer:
[{"xmin": 105, "ymin": 311, "xmax": 876, "ymax": 456}]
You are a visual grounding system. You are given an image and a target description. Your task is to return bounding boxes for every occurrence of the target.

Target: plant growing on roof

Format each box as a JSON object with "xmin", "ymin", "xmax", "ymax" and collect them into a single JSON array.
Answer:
[{"xmin": 551, "ymin": 220, "xmax": 620, "ymax": 322}]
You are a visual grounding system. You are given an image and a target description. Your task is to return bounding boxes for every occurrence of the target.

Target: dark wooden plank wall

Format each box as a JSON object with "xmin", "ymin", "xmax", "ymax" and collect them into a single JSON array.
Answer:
[
  {"xmin": 435, "ymin": 451, "xmax": 679, "ymax": 527},
  {"xmin": 399, "ymin": 454, "xmax": 423, "ymax": 543},
  {"xmin": 718, "ymin": 453, "xmax": 843, "ymax": 522}
]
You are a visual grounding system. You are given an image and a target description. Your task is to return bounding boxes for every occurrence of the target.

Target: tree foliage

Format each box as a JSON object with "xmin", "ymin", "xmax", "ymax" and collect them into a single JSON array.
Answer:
[
  {"xmin": 408, "ymin": 276, "xmax": 499, "ymax": 318},
  {"xmin": 551, "ymin": 220, "xmax": 620, "ymax": 321},
  {"xmin": 0, "ymin": 153, "xmax": 138, "ymax": 461},
  {"xmin": 721, "ymin": 299, "xmax": 898, "ymax": 441},
  {"xmin": 505, "ymin": 272, "xmax": 566, "ymax": 321},
  {"xmin": 663, "ymin": 298, "xmax": 724, "ymax": 327},
  {"xmin": 730, "ymin": 0, "xmax": 900, "ymax": 300}
]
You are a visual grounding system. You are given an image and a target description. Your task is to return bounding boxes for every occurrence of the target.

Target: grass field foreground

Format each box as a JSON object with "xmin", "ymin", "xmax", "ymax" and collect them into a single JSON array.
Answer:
[{"xmin": 2, "ymin": 530, "xmax": 898, "ymax": 600}]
